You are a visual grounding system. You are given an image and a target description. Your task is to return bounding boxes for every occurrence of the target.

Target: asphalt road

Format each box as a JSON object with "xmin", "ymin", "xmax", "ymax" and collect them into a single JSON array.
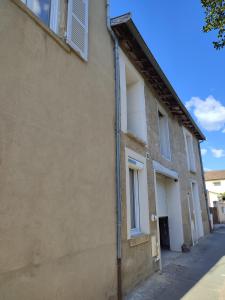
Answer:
[{"xmin": 126, "ymin": 225, "xmax": 225, "ymax": 300}]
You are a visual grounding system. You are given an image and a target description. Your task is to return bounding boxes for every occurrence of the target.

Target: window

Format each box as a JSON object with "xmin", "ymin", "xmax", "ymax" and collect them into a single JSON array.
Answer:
[
  {"xmin": 213, "ymin": 182, "xmax": 221, "ymax": 186},
  {"xmin": 21, "ymin": 0, "xmax": 59, "ymax": 31},
  {"xmin": 183, "ymin": 128, "xmax": 196, "ymax": 172},
  {"xmin": 158, "ymin": 109, "xmax": 171, "ymax": 160},
  {"xmin": 129, "ymin": 168, "xmax": 140, "ymax": 234},
  {"xmin": 21, "ymin": 0, "xmax": 89, "ymax": 60},
  {"xmin": 119, "ymin": 50, "xmax": 147, "ymax": 143},
  {"xmin": 126, "ymin": 149, "xmax": 150, "ymax": 238},
  {"xmin": 222, "ymin": 207, "xmax": 225, "ymax": 214}
]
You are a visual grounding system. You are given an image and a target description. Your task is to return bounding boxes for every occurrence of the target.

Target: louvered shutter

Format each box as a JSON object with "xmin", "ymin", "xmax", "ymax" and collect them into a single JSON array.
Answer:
[{"xmin": 67, "ymin": 0, "xmax": 89, "ymax": 60}]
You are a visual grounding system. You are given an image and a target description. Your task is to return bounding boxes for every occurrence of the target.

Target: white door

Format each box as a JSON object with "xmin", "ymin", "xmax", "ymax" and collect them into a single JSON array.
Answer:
[{"xmin": 191, "ymin": 182, "xmax": 204, "ymax": 239}]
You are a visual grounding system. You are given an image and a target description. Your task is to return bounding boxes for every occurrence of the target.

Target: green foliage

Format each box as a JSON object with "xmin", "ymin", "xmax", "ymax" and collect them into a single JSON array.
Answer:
[
  {"xmin": 201, "ymin": 0, "xmax": 225, "ymax": 49},
  {"xmin": 219, "ymin": 192, "xmax": 225, "ymax": 200}
]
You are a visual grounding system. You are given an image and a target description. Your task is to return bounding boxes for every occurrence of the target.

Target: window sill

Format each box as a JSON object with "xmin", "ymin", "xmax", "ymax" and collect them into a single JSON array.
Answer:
[
  {"xmin": 126, "ymin": 131, "xmax": 147, "ymax": 147},
  {"xmin": 11, "ymin": 0, "xmax": 71, "ymax": 53},
  {"xmin": 129, "ymin": 233, "xmax": 150, "ymax": 247},
  {"xmin": 161, "ymin": 153, "xmax": 172, "ymax": 162}
]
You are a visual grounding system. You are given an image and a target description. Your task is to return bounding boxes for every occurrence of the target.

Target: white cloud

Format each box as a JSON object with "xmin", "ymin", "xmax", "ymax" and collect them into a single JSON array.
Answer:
[
  {"xmin": 186, "ymin": 95, "xmax": 225, "ymax": 131},
  {"xmin": 223, "ymin": 129, "xmax": 225, "ymax": 133},
  {"xmin": 204, "ymin": 168, "xmax": 212, "ymax": 171},
  {"xmin": 211, "ymin": 148, "xmax": 225, "ymax": 158},
  {"xmin": 201, "ymin": 148, "xmax": 207, "ymax": 156}
]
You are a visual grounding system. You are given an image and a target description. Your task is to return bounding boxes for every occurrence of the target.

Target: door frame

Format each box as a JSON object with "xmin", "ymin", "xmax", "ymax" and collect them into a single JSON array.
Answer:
[
  {"xmin": 190, "ymin": 180, "xmax": 204, "ymax": 240},
  {"xmin": 153, "ymin": 161, "xmax": 184, "ymax": 270}
]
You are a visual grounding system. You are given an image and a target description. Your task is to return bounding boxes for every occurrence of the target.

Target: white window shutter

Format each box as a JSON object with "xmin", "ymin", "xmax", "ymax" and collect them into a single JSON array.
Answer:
[{"xmin": 67, "ymin": 0, "xmax": 89, "ymax": 60}]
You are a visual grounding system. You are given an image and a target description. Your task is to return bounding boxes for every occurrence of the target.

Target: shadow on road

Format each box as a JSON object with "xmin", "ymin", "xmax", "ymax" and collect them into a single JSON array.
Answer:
[{"xmin": 126, "ymin": 225, "xmax": 225, "ymax": 300}]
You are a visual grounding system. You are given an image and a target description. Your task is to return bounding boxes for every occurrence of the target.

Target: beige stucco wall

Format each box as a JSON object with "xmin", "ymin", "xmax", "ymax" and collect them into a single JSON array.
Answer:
[
  {"xmin": 0, "ymin": 1, "xmax": 117, "ymax": 299},
  {"xmin": 120, "ymin": 54, "xmax": 210, "ymax": 294}
]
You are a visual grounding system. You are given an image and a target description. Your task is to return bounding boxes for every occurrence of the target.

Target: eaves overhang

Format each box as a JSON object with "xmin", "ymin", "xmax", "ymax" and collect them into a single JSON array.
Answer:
[{"xmin": 111, "ymin": 13, "xmax": 205, "ymax": 141}]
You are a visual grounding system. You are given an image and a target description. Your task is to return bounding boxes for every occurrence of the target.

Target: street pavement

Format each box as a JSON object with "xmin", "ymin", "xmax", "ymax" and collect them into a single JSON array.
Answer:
[{"xmin": 126, "ymin": 225, "xmax": 225, "ymax": 300}]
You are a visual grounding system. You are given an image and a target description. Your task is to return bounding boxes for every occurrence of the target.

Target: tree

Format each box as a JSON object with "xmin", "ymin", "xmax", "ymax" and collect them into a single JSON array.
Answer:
[
  {"xmin": 219, "ymin": 192, "xmax": 225, "ymax": 201},
  {"xmin": 201, "ymin": 0, "xmax": 225, "ymax": 49}
]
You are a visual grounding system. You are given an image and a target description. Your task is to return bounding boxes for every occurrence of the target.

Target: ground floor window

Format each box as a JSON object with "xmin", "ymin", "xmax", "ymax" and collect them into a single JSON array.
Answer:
[
  {"xmin": 126, "ymin": 148, "xmax": 150, "ymax": 239},
  {"xmin": 129, "ymin": 168, "xmax": 140, "ymax": 234}
]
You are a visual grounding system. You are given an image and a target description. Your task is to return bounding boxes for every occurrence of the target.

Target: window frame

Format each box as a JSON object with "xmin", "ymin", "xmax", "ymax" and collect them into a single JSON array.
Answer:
[
  {"xmin": 129, "ymin": 168, "xmax": 141, "ymax": 235},
  {"xmin": 119, "ymin": 49, "xmax": 148, "ymax": 144},
  {"xmin": 125, "ymin": 148, "xmax": 150, "ymax": 239},
  {"xmin": 183, "ymin": 127, "xmax": 196, "ymax": 173},
  {"xmin": 21, "ymin": 0, "xmax": 60, "ymax": 34},
  {"xmin": 157, "ymin": 105, "xmax": 171, "ymax": 161}
]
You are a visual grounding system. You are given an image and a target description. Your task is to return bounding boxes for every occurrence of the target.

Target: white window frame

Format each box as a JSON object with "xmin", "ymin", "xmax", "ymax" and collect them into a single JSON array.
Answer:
[
  {"xmin": 21, "ymin": 0, "xmax": 59, "ymax": 33},
  {"xmin": 119, "ymin": 49, "xmax": 148, "ymax": 143},
  {"xmin": 157, "ymin": 105, "xmax": 171, "ymax": 161},
  {"xmin": 125, "ymin": 148, "xmax": 150, "ymax": 239},
  {"xmin": 183, "ymin": 127, "xmax": 196, "ymax": 173},
  {"xmin": 190, "ymin": 180, "xmax": 204, "ymax": 239},
  {"xmin": 128, "ymin": 167, "xmax": 141, "ymax": 235}
]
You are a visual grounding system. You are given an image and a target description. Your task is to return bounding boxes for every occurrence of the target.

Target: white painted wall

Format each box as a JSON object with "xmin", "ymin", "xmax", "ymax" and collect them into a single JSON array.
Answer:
[
  {"xmin": 127, "ymin": 81, "xmax": 147, "ymax": 142},
  {"xmin": 155, "ymin": 168, "xmax": 184, "ymax": 252},
  {"xmin": 206, "ymin": 180, "xmax": 225, "ymax": 195},
  {"xmin": 156, "ymin": 175, "xmax": 168, "ymax": 217},
  {"xmin": 166, "ymin": 178, "xmax": 184, "ymax": 252},
  {"xmin": 208, "ymin": 191, "xmax": 220, "ymax": 207},
  {"xmin": 191, "ymin": 181, "xmax": 204, "ymax": 239},
  {"xmin": 119, "ymin": 49, "xmax": 147, "ymax": 143}
]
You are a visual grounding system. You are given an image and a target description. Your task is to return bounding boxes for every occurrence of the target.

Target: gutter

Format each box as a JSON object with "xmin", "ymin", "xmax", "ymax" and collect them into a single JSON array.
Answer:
[
  {"xmin": 198, "ymin": 141, "xmax": 212, "ymax": 233},
  {"xmin": 106, "ymin": 2, "xmax": 122, "ymax": 299}
]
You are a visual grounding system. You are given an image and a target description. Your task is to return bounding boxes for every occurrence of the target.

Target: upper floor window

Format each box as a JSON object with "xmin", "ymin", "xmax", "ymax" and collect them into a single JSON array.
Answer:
[
  {"xmin": 158, "ymin": 108, "xmax": 171, "ymax": 160},
  {"xmin": 183, "ymin": 128, "xmax": 196, "ymax": 172},
  {"xmin": 21, "ymin": 0, "xmax": 89, "ymax": 60},
  {"xmin": 213, "ymin": 181, "xmax": 221, "ymax": 186},
  {"xmin": 21, "ymin": 0, "xmax": 59, "ymax": 32},
  {"xmin": 119, "ymin": 50, "xmax": 148, "ymax": 143}
]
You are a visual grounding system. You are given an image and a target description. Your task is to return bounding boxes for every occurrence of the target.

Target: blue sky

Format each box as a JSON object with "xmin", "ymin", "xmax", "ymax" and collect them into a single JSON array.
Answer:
[{"xmin": 111, "ymin": 0, "xmax": 225, "ymax": 171}]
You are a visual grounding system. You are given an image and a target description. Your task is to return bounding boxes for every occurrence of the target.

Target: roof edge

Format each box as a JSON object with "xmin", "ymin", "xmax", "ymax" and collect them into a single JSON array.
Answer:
[{"xmin": 111, "ymin": 15, "xmax": 205, "ymax": 141}]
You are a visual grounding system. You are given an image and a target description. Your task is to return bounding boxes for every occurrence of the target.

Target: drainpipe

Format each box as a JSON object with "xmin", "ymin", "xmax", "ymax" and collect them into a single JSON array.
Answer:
[
  {"xmin": 198, "ymin": 141, "xmax": 212, "ymax": 233},
  {"xmin": 106, "ymin": 1, "xmax": 122, "ymax": 299}
]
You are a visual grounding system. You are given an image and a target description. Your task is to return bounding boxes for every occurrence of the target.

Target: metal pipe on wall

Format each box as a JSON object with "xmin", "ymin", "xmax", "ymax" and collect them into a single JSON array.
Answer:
[{"xmin": 106, "ymin": 1, "xmax": 122, "ymax": 299}]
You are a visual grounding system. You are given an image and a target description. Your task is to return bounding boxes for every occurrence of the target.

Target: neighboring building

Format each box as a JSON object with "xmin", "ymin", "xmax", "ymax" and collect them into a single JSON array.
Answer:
[
  {"xmin": 111, "ymin": 14, "xmax": 210, "ymax": 294},
  {"xmin": 0, "ymin": 1, "xmax": 117, "ymax": 299},
  {"xmin": 205, "ymin": 170, "xmax": 225, "ymax": 207}
]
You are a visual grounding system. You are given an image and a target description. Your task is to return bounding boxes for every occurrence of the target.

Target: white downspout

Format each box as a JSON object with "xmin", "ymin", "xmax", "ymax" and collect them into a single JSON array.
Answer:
[{"xmin": 106, "ymin": 1, "xmax": 122, "ymax": 299}]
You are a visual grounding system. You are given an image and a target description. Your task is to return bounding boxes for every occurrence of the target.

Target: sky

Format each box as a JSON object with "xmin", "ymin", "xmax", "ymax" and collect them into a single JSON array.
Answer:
[{"xmin": 111, "ymin": 0, "xmax": 225, "ymax": 171}]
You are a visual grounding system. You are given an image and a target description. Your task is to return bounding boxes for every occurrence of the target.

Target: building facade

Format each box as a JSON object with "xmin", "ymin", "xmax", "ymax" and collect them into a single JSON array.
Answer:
[
  {"xmin": 205, "ymin": 170, "xmax": 225, "ymax": 207},
  {"xmin": 0, "ymin": 1, "xmax": 118, "ymax": 299},
  {"xmin": 0, "ymin": 1, "xmax": 210, "ymax": 299},
  {"xmin": 111, "ymin": 14, "xmax": 210, "ymax": 294}
]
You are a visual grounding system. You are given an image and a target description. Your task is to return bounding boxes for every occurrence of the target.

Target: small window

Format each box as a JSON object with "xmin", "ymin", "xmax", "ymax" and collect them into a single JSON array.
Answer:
[
  {"xmin": 158, "ymin": 109, "xmax": 171, "ymax": 160},
  {"xmin": 222, "ymin": 207, "xmax": 225, "ymax": 214},
  {"xmin": 213, "ymin": 182, "xmax": 221, "ymax": 186},
  {"xmin": 184, "ymin": 128, "xmax": 196, "ymax": 172},
  {"xmin": 129, "ymin": 169, "xmax": 140, "ymax": 234}
]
